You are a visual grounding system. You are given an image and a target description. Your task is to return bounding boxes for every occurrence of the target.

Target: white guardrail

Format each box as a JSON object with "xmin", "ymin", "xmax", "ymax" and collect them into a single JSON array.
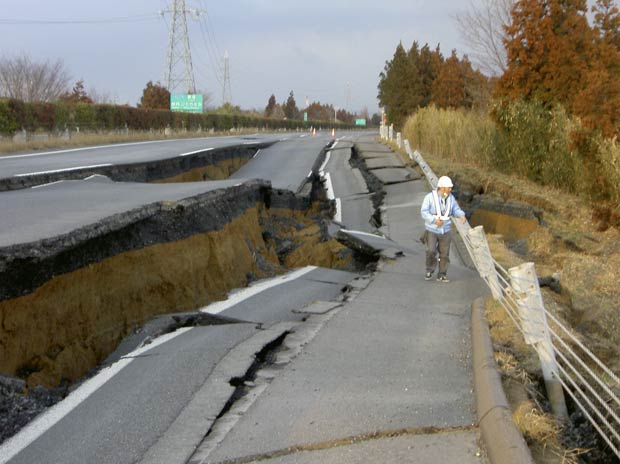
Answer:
[{"xmin": 381, "ymin": 128, "xmax": 620, "ymax": 459}]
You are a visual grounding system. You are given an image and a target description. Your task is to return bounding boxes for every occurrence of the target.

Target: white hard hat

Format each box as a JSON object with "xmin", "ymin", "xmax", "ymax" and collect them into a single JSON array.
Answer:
[{"xmin": 437, "ymin": 176, "xmax": 453, "ymax": 188}]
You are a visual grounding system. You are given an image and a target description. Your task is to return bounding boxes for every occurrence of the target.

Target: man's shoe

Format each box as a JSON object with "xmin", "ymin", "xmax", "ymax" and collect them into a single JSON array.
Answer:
[
  {"xmin": 425, "ymin": 272, "xmax": 433, "ymax": 281},
  {"xmin": 437, "ymin": 275, "xmax": 450, "ymax": 283}
]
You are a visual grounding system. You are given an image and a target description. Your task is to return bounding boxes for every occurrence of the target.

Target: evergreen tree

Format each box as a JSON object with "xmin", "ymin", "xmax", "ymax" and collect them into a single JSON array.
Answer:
[
  {"xmin": 497, "ymin": 0, "xmax": 594, "ymax": 108},
  {"xmin": 283, "ymin": 91, "xmax": 299, "ymax": 119},
  {"xmin": 573, "ymin": 0, "xmax": 620, "ymax": 136},
  {"xmin": 432, "ymin": 51, "xmax": 466, "ymax": 108},
  {"xmin": 418, "ymin": 44, "xmax": 442, "ymax": 106},
  {"xmin": 378, "ymin": 42, "xmax": 420, "ymax": 128},
  {"xmin": 593, "ymin": 0, "xmax": 620, "ymax": 49},
  {"xmin": 265, "ymin": 94, "xmax": 277, "ymax": 118}
]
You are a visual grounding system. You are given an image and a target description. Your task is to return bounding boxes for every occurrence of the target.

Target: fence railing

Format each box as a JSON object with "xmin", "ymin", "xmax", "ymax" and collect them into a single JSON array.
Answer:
[{"xmin": 382, "ymin": 128, "xmax": 620, "ymax": 459}]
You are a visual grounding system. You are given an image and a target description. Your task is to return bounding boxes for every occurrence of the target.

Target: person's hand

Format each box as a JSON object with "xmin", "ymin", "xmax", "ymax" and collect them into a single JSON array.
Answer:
[
  {"xmin": 435, "ymin": 218, "xmax": 443, "ymax": 226},
  {"xmin": 460, "ymin": 215, "xmax": 467, "ymax": 224}
]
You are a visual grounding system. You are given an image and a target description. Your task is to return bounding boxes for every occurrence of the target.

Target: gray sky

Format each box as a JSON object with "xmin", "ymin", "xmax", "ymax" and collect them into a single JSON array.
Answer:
[{"xmin": 0, "ymin": 0, "xmax": 469, "ymax": 113}]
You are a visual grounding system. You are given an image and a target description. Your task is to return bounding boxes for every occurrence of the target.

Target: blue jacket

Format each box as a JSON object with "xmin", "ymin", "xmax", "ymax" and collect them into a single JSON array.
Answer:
[{"xmin": 421, "ymin": 190, "xmax": 466, "ymax": 235}]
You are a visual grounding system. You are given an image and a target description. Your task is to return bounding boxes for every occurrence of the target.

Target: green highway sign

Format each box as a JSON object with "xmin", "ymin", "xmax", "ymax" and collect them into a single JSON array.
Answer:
[
  {"xmin": 355, "ymin": 118, "xmax": 367, "ymax": 126},
  {"xmin": 170, "ymin": 94, "xmax": 203, "ymax": 113}
]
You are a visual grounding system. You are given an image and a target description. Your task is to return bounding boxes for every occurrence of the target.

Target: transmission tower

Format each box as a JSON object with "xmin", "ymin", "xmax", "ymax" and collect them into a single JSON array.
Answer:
[
  {"xmin": 163, "ymin": 0, "xmax": 197, "ymax": 93},
  {"xmin": 222, "ymin": 50, "xmax": 232, "ymax": 105}
]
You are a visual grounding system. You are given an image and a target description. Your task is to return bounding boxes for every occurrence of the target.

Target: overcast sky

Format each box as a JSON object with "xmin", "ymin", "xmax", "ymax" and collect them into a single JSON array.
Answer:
[{"xmin": 0, "ymin": 0, "xmax": 470, "ymax": 113}]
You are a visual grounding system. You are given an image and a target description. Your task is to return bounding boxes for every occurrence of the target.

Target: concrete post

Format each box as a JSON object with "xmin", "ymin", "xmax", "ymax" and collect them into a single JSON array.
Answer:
[
  {"xmin": 509, "ymin": 262, "xmax": 568, "ymax": 419},
  {"xmin": 388, "ymin": 124, "xmax": 394, "ymax": 141},
  {"xmin": 468, "ymin": 226, "xmax": 502, "ymax": 300},
  {"xmin": 404, "ymin": 139, "xmax": 413, "ymax": 160},
  {"xmin": 396, "ymin": 132, "xmax": 402, "ymax": 148}
]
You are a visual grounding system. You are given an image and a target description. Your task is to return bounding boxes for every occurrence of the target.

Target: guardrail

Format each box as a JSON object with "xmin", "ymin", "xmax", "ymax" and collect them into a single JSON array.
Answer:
[{"xmin": 381, "ymin": 128, "xmax": 620, "ymax": 459}]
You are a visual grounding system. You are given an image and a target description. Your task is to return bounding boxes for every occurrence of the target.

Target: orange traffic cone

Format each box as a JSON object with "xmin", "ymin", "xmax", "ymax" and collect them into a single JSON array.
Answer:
[
  {"xmin": 331, "ymin": 128, "xmax": 335, "ymax": 137},
  {"xmin": 312, "ymin": 127, "xmax": 316, "ymax": 137}
]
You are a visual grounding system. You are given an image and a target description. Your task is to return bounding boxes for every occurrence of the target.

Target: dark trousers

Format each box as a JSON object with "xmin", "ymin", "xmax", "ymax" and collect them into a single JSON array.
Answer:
[{"xmin": 425, "ymin": 231, "xmax": 451, "ymax": 275}]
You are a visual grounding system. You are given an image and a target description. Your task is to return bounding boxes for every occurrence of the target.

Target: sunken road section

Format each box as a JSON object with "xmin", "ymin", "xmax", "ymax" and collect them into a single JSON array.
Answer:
[
  {"xmin": 0, "ymin": 141, "xmax": 276, "ymax": 191},
  {"xmin": 0, "ymin": 179, "xmax": 353, "ymax": 389}
]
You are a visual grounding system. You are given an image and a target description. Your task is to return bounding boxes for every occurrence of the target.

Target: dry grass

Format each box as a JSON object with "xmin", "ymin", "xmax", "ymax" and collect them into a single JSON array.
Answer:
[
  {"xmin": 402, "ymin": 105, "xmax": 495, "ymax": 166},
  {"xmin": 486, "ymin": 300, "xmax": 585, "ymax": 464}
]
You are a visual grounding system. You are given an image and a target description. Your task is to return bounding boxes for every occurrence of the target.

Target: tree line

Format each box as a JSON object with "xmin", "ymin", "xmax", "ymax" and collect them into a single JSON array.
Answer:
[
  {"xmin": 393, "ymin": 0, "xmax": 620, "ymax": 207},
  {"xmin": 0, "ymin": 54, "xmax": 380, "ymax": 128},
  {"xmin": 377, "ymin": 42, "xmax": 490, "ymax": 128},
  {"xmin": 380, "ymin": 0, "xmax": 620, "ymax": 140},
  {"xmin": 263, "ymin": 91, "xmax": 380, "ymax": 126}
]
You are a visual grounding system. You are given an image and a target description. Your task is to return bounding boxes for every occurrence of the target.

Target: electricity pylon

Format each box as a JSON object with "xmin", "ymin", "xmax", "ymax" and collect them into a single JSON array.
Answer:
[{"xmin": 162, "ymin": 0, "xmax": 196, "ymax": 94}]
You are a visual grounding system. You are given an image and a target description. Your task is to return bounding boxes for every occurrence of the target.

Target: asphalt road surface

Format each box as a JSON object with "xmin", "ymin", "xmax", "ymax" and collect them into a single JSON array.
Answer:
[
  {"xmin": 231, "ymin": 134, "xmax": 333, "ymax": 192},
  {"xmin": 0, "ymin": 176, "xmax": 249, "ymax": 247},
  {"xmin": 0, "ymin": 267, "xmax": 358, "ymax": 464},
  {"xmin": 0, "ymin": 132, "xmax": 379, "ymax": 464},
  {"xmin": 319, "ymin": 139, "xmax": 375, "ymax": 231},
  {"xmin": 0, "ymin": 134, "xmax": 282, "ymax": 179}
]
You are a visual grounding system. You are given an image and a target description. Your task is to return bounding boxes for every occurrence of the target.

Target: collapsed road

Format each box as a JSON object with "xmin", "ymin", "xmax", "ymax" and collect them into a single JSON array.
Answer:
[
  {"xmin": 0, "ymin": 133, "xmax": 286, "ymax": 191},
  {"xmin": 0, "ymin": 130, "xmax": 409, "ymax": 464}
]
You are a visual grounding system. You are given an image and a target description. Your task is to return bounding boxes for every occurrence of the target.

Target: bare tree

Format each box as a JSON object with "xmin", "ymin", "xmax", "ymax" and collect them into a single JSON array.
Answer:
[
  {"xmin": 456, "ymin": 0, "xmax": 515, "ymax": 76},
  {"xmin": 89, "ymin": 87, "xmax": 118, "ymax": 105},
  {"xmin": 0, "ymin": 54, "xmax": 71, "ymax": 102}
]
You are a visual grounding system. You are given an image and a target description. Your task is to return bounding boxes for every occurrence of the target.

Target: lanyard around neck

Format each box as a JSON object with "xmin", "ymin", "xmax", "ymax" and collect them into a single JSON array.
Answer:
[{"xmin": 432, "ymin": 190, "xmax": 451, "ymax": 220}]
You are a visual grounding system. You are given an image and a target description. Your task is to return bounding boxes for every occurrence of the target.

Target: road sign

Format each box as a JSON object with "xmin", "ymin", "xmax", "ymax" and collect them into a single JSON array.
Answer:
[
  {"xmin": 170, "ymin": 94, "xmax": 203, "ymax": 113},
  {"xmin": 355, "ymin": 118, "xmax": 367, "ymax": 126}
]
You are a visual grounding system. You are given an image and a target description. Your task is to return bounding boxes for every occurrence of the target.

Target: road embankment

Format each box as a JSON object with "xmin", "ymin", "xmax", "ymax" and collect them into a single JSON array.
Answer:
[{"xmin": 0, "ymin": 179, "xmax": 353, "ymax": 388}]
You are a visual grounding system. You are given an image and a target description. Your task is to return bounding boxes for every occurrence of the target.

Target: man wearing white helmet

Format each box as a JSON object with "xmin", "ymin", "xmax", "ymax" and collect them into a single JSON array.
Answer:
[{"xmin": 420, "ymin": 175, "xmax": 467, "ymax": 282}]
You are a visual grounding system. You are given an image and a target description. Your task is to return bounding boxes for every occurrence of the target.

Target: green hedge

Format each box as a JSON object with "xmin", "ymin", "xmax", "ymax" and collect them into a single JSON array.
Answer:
[{"xmin": 0, "ymin": 98, "xmax": 352, "ymax": 135}]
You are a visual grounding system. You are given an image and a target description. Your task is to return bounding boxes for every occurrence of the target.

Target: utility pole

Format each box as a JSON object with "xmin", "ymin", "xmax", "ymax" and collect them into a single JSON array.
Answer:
[
  {"xmin": 162, "ymin": 0, "xmax": 197, "ymax": 94},
  {"xmin": 222, "ymin": 50, "xmax": 232, "ymax": 105}
]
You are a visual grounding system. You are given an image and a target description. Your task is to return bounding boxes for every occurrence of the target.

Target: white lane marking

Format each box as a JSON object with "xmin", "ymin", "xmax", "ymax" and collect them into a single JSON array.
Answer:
[
  {"xmin": 343, "ymin": 229, "xmax": 386, "ymax": 238},
  {"xmin": 252, "ymin": 149, "xmax": 261, "ymax": 159},
  {"xmin": 0, "ymin": 138, "xmax": 221, "ymax": 160},
  {"xmin": 307, "ymin": 170, "xmax": 313, "ymax": 178},
  {"xmin": 323, "ymin": 172, "xmax": 335, "ymax": 200},
  {"xmin": 318, "ymin": 151, "xmax": 331, "ymax": 173},
  {"xmin": 200, "ymin": 266, "xmax": 318, "ymax": 315},
  {"xmin": 335, "ymin": 198, "xmax": 342, "ymax": 223},
  {"xmin": 31, "ymin": 180, "xmax": 64, "ymax": 189},
  {"xmin": 14, "ymin": 164, "xmax": 112, "ymax": 177},
  {"xmin": 180, "ymin": 147, "xmax": 214, "ymax": 156},
  {"xmin": 0, "ymin": 327, "xmax": 192, "ymax": 464},
  {"xmin": 384, "ymin": 201, "xmax": 419, "ymax": 210}
]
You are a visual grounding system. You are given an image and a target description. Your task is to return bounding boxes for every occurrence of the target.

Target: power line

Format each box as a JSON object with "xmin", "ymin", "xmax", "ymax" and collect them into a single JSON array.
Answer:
[{"xmin": 0, "ymin": 15, "xmax": 159, "ymax": 25}]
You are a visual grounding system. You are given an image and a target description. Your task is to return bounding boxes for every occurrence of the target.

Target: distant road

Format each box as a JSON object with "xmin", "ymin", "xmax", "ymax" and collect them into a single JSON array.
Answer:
[
  {"xmin": 231, "ymin": 134, "xmax": 333, "ymax": 191},
  {"xmin": 0, "ymin": 134, "xmax": 283, "ymax": 179}
]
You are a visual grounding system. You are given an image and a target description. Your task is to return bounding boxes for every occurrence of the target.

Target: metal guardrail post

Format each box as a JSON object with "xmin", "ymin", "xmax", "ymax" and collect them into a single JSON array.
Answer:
[
  {"xmin": 396, "ymin": 132, "xmax": 402, "ymax": 148},
  {"xmin": 467, "ymin": 226, "xmax": 502, "ymax": 301},
  {"xmin": 509, "ymin": 263, "xmax": 569, "ymax": 419}
]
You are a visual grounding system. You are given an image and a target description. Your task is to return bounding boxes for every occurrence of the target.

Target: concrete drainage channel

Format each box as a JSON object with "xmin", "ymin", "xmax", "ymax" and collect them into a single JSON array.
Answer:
[{"xmin": 0, "ymin": 139, "xmax": 383, "ymax": 445}]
